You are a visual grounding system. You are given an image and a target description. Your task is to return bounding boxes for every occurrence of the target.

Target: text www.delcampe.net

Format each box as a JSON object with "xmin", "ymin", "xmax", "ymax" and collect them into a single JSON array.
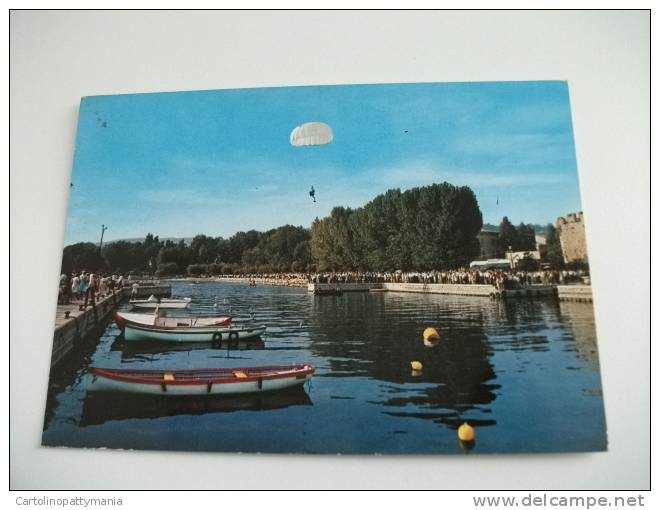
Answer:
[{"xmin": 473, "ymin": 494, "xmax": 645, "ymax": 509}]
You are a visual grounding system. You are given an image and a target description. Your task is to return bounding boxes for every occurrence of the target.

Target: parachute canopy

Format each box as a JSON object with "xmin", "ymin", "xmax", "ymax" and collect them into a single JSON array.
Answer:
[{"xmin": 289, "ymin": 122, "xmax": 334, "ymax": 147}]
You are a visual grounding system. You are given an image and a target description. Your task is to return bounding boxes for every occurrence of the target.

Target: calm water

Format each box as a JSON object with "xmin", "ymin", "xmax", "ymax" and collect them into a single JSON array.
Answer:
[{"xmin": 42, "ymin": 281, "xmax": 607, "ymax": 454}]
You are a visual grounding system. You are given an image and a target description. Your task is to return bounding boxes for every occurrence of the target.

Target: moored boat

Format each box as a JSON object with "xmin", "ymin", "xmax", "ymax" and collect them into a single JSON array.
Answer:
[
  {"xmin": 122, "ymin": 321, "xmax": 267, "ymax": 343},
  {"xmin": 86, "ymin": 364, "xmax": 315, "ymax": 395},
  {"xmin": 114, "ymin": 311, "xmax": 232, "ymax": 330},
  {"xmin": 129, "ymin": 296, "xmax": 192, "ymax": 310}
]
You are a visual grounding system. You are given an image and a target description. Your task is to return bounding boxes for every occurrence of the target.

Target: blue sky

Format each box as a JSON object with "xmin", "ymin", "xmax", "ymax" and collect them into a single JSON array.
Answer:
[{"xmin": 65, "ymin": 81, "xmax": 582, "ymax": 245}]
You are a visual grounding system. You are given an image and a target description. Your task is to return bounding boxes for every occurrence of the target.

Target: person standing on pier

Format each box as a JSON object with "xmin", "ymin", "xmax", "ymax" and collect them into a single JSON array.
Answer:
[
  {"xmin": 71, "ymin": 273, "xmax": 80, "ymax": 302},
  {"xmin": 83, "ymin": 272, "xmax": 96, "ymax": 309}
]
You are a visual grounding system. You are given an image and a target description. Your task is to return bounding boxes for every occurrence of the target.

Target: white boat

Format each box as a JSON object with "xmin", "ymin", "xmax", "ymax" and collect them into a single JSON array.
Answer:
[
  {"xmin": 114, "ymin": 311, "xmax": 232, "ymax": 329},
  {"xmin": 86, "ymin": 364, "xmax": 315, "ymax": 396},
  {"xmin": 122, "ymin": 320, "xmax": 267, "ymax": 343},
  {"xmin": 129, "ymin": 296, "xmax": 192, "ymax": 310}
]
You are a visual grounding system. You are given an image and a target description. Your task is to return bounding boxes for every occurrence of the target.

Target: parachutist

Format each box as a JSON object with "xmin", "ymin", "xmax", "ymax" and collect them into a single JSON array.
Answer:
[{"xmin": 309, "ymin": 186, "xmax": 316, "ymax": 203}]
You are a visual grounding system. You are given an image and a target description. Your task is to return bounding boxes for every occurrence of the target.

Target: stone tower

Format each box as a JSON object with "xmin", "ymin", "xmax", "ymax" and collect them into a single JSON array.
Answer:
[{"xmin": 556, "ymin": 211, "xmax": 588, "ymax": 264}]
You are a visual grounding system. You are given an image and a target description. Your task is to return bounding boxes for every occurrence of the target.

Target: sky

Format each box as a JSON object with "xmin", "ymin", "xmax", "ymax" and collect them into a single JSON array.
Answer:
[{"xmin": 64, "ymin": 81, "xmax": 582, "ymax": 245}]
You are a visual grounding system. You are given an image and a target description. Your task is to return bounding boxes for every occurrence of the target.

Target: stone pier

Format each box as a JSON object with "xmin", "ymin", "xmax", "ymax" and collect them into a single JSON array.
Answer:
[
  {"xmin": 557, "ymin": 285, "xmax": 593, "ymax": 303},
  {"xmin": 308, "ymin": 282, "xmax": 576, "ymax": 299},
  {"xmin": 50, "ymin": 283, "xmax": 172, "ymax": 367}
]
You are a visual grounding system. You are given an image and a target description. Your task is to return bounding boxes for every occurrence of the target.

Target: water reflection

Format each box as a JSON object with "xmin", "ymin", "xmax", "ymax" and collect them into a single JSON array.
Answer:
[
  {"xmin": 559, "ymin": 301, "xmax": 600, "ymax": 371},
  {"xmin": 110, "ymin": 336, "xmax": 266, "ymax": 361},
  {"xmin": 309, "ymin": 292, "xmax": 499, "ymax": 427},
  {"xmin": 80, "ymin": 388, "xmax": 312, "ymax": 427}
]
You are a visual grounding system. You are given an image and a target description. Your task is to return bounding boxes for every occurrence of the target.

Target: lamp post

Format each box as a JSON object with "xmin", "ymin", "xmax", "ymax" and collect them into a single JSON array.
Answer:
[
  {"xmin": 508, "ymin": 245, "xmax": 513, "ymax": 269},
  {"xmin": 99, "ymin": 224, "xmax": 108, "ymax": 251}
]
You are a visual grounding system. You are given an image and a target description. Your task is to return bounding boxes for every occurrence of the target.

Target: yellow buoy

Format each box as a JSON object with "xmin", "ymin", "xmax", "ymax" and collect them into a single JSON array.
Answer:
[
  {"xmin": 457, "ymin": 422, "xmax": 475, "ymax": 442},
  {"xmin": 423, "ymin": 327, "xmax": 440, "ymax": 342},
  {"xmin": 410, "ymin": 361, "xmax": 423, "ymax": 371}
]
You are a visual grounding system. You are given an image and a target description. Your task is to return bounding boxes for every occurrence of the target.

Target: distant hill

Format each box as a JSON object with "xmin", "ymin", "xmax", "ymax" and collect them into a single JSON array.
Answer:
[
  {"xmin": 108, "ymin": 237, "xmax": 194, "ymax": 245},
  {"xmin": 482, "ymin": 223, "xmax": 550, "ymax": 235}
]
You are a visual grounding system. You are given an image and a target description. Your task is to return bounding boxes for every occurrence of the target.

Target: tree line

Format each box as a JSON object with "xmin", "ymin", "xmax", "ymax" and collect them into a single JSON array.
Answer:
[
  {"xmin": 60, "ymin": 182, "xmax": 567, "ymax": 276},
  {"xmin": 61, "ymin": 226, "xmax": 311, "ymax": 277}
]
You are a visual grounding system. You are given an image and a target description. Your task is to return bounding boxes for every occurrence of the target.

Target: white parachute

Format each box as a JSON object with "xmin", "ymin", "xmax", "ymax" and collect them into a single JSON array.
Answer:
[{"xmin": 289, "ymin": 122, "xmax": 334, "ymax": 147}]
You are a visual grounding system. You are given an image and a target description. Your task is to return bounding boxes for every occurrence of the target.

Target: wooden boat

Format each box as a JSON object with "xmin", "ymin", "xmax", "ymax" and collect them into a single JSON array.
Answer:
[
  {"xmin": 114, "ymin": 311, "xmax": 232, "ymax": 330},
  {"xmin": 86, "ymin": 364, "xmax": 315, "ymax": 395},
  {"xmin": 122, "ymin": 320, "xmax": 267, "ymax": 343},
  {"xmin": 129, "ymin": 296, "xmax": 192, "ymax": 309}
]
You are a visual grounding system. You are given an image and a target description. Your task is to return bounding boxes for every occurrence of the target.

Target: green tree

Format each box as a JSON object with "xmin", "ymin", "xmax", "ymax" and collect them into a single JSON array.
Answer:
[
  {"xmin": 498, "ymin": 216, "xmax": 518, "ymax": 253},
  {"xmin": 544, "ymin": 224, "xmax": 564, "ymax": 268},
  {"xmin": 190, "ymin": 235, "xmax": 216, "ymax": 264},
  {"xmin": 311, "ymin": 182, "xmax": 482, "ymax": 271},
  {"xmin": 155, "ymin": 262, "xmax": 179, "ymax": 277},
  {"xmin": 61, "ymin": 242, "xmax": 106, "ymax": 274},
  {"xmin": 187, "ymin": 263, "xmax": 208, "ymax": 276},
  {"xmin": 517, "ymin": 223, "xmax": 537, "ymax": 251},
  {"xmin": 102, "ymin": 240, "xmax": 137, "ymax": 273}
]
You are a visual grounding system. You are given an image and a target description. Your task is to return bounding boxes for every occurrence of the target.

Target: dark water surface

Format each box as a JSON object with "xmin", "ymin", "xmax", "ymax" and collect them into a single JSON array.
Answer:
[{"xmin": 42, "ymin": 280, "xmax": 606, "ymax": 454}]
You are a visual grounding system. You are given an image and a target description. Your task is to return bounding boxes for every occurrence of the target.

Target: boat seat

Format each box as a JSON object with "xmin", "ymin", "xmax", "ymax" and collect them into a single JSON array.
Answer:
[
  {"xmin": 163, "ymin": 373, "xmax": 175, "ymax": 381},
  {"xmin": 233, "ymin": 371, "xmax": 248, "ymax": 378}
]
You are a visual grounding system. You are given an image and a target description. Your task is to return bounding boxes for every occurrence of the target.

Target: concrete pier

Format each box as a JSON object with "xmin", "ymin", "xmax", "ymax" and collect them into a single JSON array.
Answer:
[
  {"xmin": 51, "ymin": 283, "xmax": 172, "ymax": 367},
  {"xmin": 308, "ymin": 282, "xmax": 581, "ymax": 300},
  {"xmin": 308, "ymin": 283, "xmax": 377, "ymax": 293},
  {"xmin": 309, "ymin": 282, "xmax": 499, "ymax": 297},
  {"xmin": 557, "ymin": 285, "xmax": 593, "ymax": 303},
  {"xmin": 383, "ymin": 282, "xmax": 495, "ymax": 297}
]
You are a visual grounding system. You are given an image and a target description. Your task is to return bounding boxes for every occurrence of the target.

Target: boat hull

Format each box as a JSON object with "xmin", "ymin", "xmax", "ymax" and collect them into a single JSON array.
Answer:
[
  {"xmin": 114, "ymin": 311, "xmax": 231, "ymax": 330},
  {"xmin": 123, "ymin": 323, "xmax": 267, "ymax": 342},
  {"xmin": 86, "ymin": 365, "xmax": 314, "ymax": 396},
  {"xmin": 130, "ymin": 298, "xmax": 191, "ymax": 310}
]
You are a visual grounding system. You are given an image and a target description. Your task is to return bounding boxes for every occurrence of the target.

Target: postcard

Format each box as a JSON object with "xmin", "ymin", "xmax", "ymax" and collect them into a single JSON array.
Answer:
[{"xmin": 43, "ymin": 81, "xmax": 606, "ymax": 454}]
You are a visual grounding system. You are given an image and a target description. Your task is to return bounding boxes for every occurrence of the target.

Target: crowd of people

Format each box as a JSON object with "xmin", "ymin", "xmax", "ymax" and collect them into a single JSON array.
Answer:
[
  {"xmin": 217, "ymin": 268, "xmax": 588, "ymax": 290},
  {"xmin": 58, "ymin": 271, "xmax": 127, "ymax": 309},
  {"xmin": 309, "ymin": 269, "xmax": 587, "ymax": 289}
]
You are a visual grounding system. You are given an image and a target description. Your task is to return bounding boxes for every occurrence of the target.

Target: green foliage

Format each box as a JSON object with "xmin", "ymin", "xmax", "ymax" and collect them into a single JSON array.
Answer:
[
  {"xmin": 544, "ymin": 224, "xmax": 564, "ymax": 269},
  {"xmin": 61, "ymin": 242, "xmax": 106, "ymax": 274},
  {"xmin": 187, "ymin": 264, "xmax": 208, "ymax": 276},
  {"xmin": 498, "ymin": 217, "xmax": 537, "ymax": 252},
  {"xmin": 517, "ymin": 223, "xmax": 537, "ymax": 251},
  {"xmin": 242, "ymin": 225, "xmax": 310, "ymax": 272},
  {"xmin": 155, "ymin": 262, "xmax": 180, "ymax": 276},
  {"xmin": 498, "ymin": 216, "xmax": 518, "ymax": 253},
  {"xmin": 311, "ymin": 182, "xmax": 483, "ymax": 270}
]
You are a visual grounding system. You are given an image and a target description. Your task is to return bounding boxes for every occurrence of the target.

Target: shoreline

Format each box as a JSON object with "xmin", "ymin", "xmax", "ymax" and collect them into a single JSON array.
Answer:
[
  {"xmin": 169, "ymin": 276, "xmax": 309, "ymax": 288},
  {"xmin": 163, "ymin": 276, "xmax": 593, "ymax": 302}
]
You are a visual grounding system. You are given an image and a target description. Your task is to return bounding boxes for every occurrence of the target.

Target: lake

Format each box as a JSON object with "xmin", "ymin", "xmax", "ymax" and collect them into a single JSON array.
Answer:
[{"xmin": 42, "ymin": 280, "xmax": 606, "ymax": 454}]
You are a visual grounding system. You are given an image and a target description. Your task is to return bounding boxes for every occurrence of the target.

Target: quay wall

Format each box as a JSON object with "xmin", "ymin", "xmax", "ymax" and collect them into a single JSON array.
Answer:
[
  {"xmin": 500, "ymin": 286, "xmax": 557, "ymax": 299},
  {"xmin": 51, "ymin": 284, "xmax": 171, "ymax": 367},
  {"xmin": 557, "ymin": 285, "xmax": 593, "ymax": 303},
  {"xmin": 307, "ymin": 282, "xmax": 495, "ymax": 296},
  {"xmin": 382, "ymin": 282, "xmax": 494, "ymax": 296},
  {"xmin": 308, "ymin": 282, "xmax": 579, "ymax": 299},
  {"xmin": 308, "ymin": 283, "xmax": 378, "ymax": 293}
]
